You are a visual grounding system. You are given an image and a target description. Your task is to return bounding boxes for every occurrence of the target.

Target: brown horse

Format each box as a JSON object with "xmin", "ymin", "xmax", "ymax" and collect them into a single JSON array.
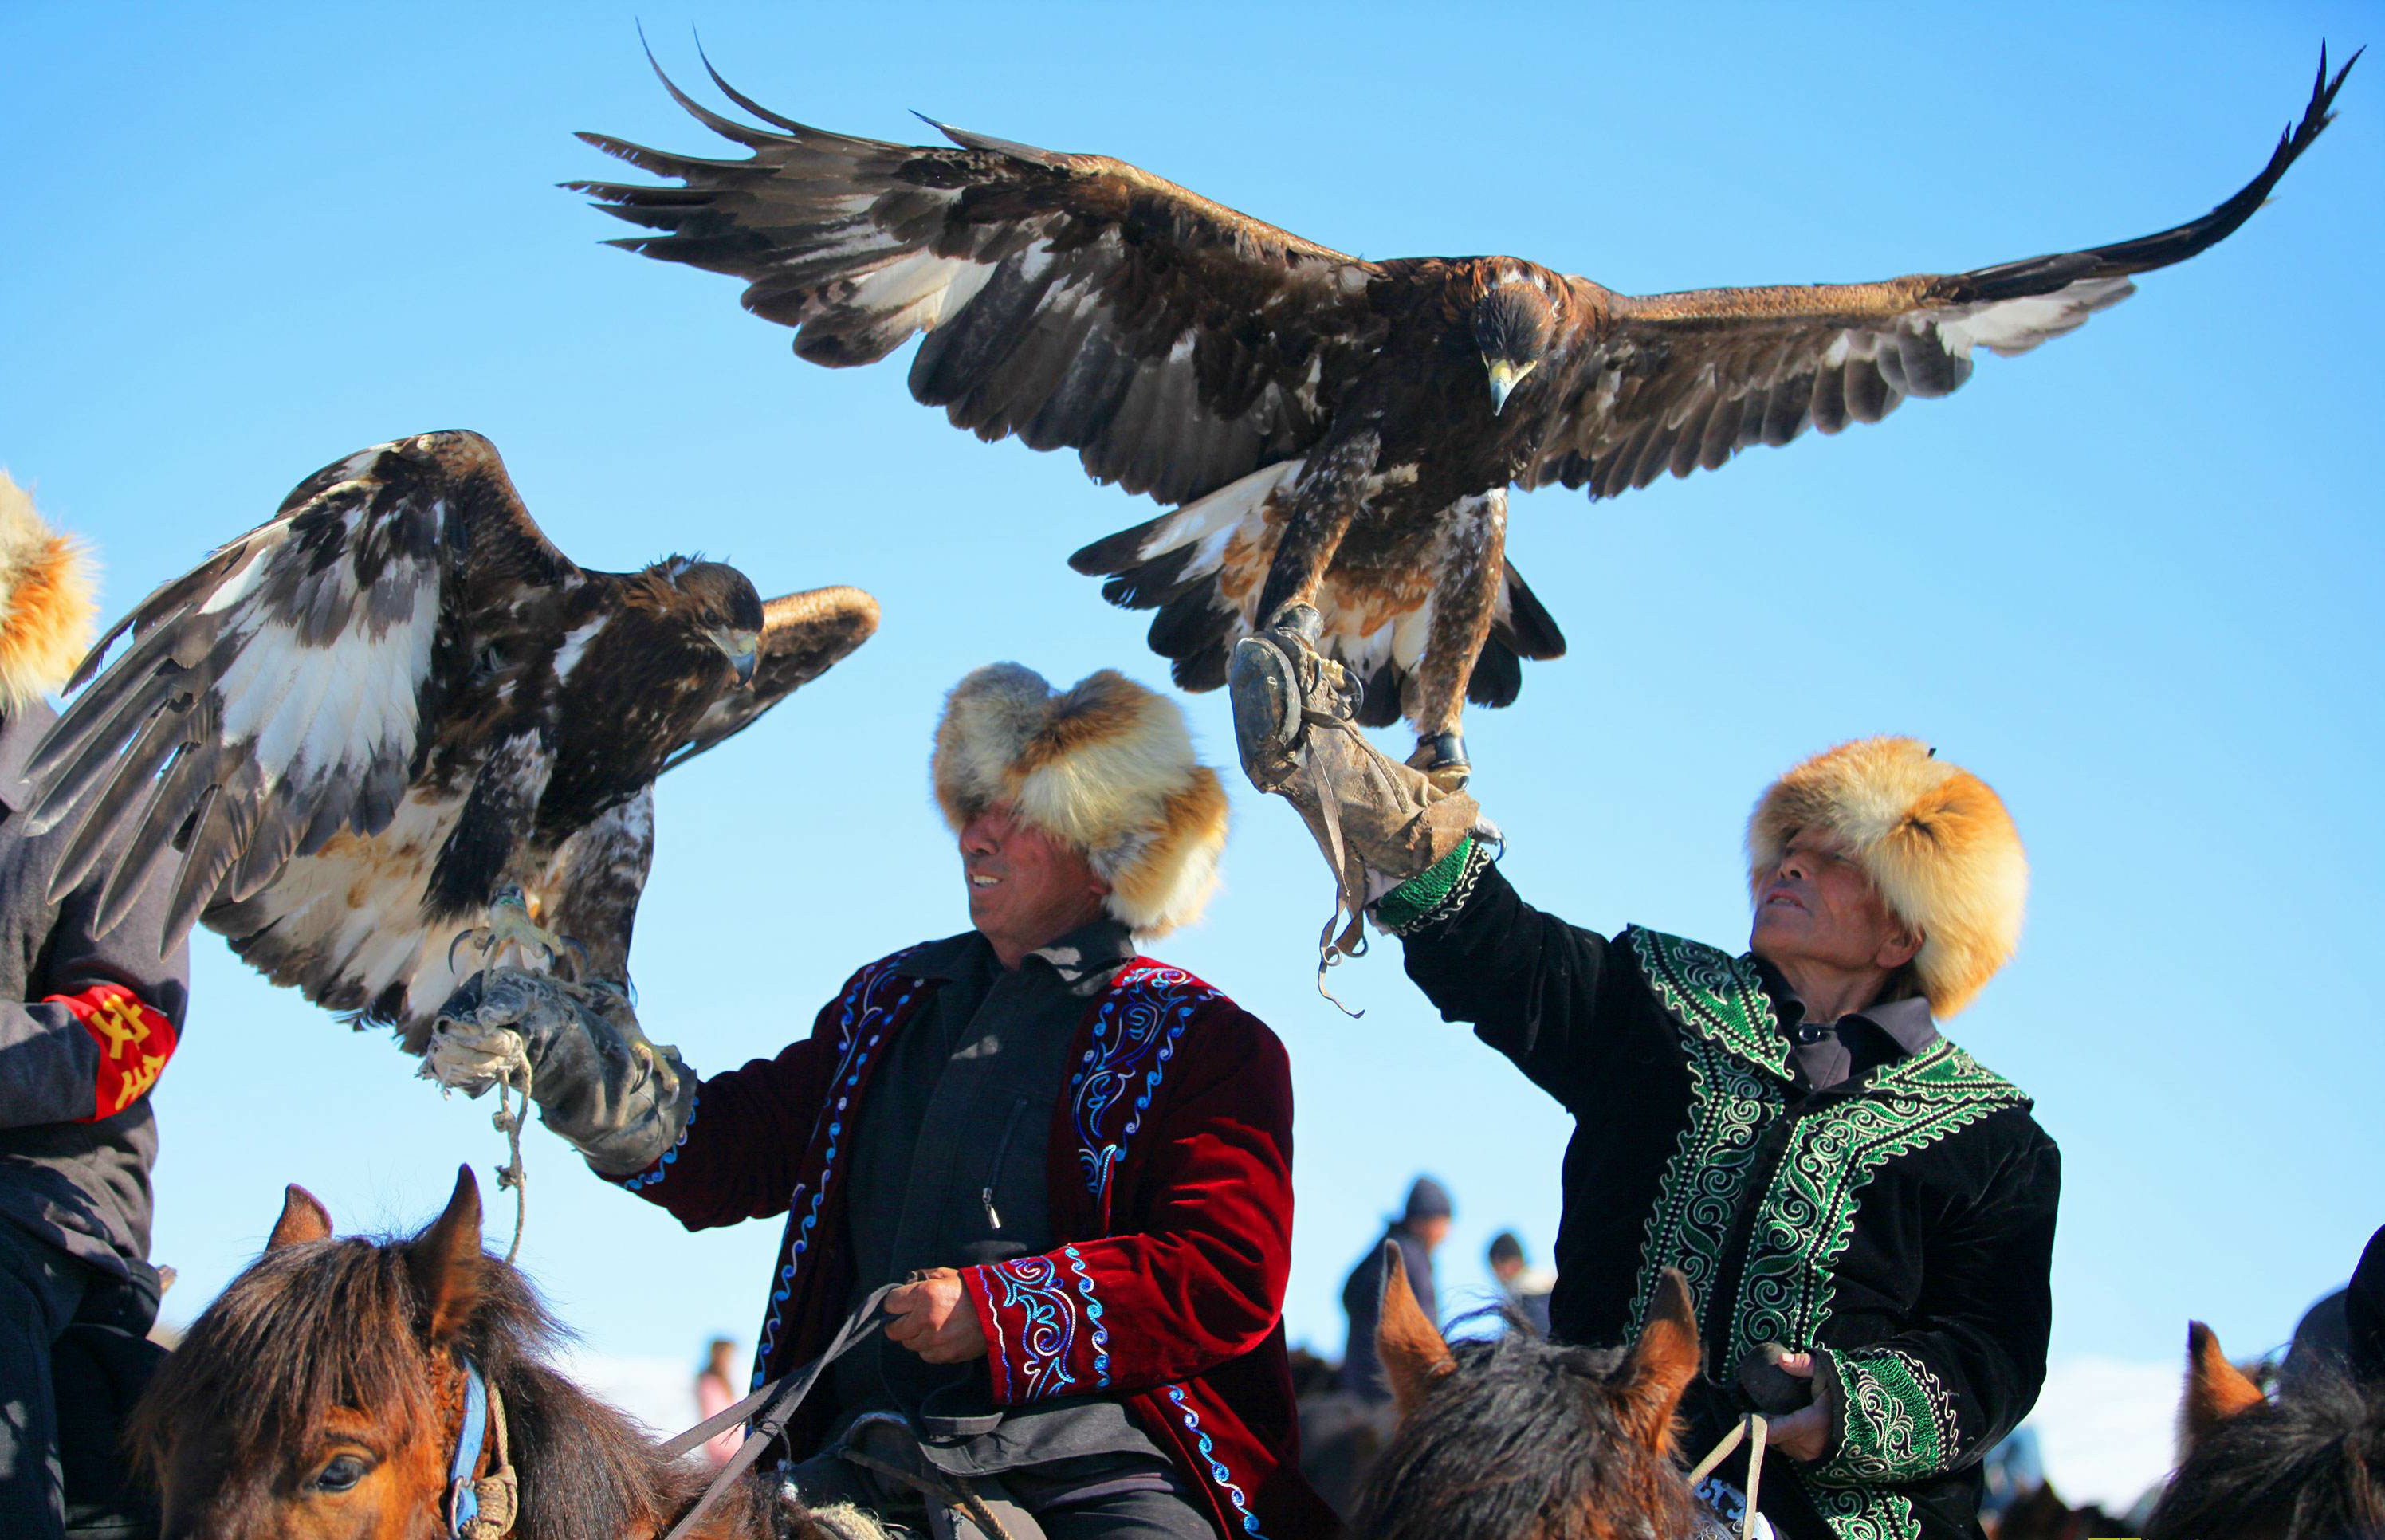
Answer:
[
  {"xmin": 2142, "ymin": 1320, "xmax": 2384, "ymax": 1540},
  {"xmin": 127, "ymin": 1167, "xmax": 879, "ymax": 1540},
  {"xmin": 1352, "ymin": 1246, "xmax": 1706, "ymax": 1539}
]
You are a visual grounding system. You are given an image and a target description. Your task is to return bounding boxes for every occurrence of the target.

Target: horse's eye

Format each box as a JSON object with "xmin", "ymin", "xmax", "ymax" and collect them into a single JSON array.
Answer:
[{"xmin": 308, "ymin": 1452, "xmax": 373, "ymax": 1493}]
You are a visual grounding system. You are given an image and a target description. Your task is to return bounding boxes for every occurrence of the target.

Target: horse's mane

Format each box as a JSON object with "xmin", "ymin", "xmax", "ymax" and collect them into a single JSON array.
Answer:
[
  {"xmin": 128, "ymin": 1233, "xmax": 772, "ymax": 1540},
  {"xmin": 2145, "ymin": 1368, "xmax": 2385, "ymax": 1540},
  {"xmin": 1352, "ymin": 1315, "xmax": 1701, "ymax": 1540}
]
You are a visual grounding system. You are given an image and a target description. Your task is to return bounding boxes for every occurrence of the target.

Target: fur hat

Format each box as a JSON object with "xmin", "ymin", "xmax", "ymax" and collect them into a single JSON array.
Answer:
[
  {"xmin": 1747, "ymin": 736, "xmax": 2026, "ymax": 1018},
  {"xmin": 0, "ymin": 472, "xmax": 98, "ymax": 716},
  {"xmin": 933, "ymin": 664, "xmax": 1228, "ymax": 938}
]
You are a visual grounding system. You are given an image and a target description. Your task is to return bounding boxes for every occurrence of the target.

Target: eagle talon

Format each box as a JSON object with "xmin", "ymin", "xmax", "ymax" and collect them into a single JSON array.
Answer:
[{"xmin": 449, "ymin": 886, "xmax": 581, "ymax": 980}]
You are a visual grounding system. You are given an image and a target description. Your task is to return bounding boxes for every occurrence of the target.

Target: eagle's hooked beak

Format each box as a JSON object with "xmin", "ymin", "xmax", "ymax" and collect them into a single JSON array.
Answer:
[
  {"xmin": 713, "ymin": 629, "xmax": 760, "ymax": 687},
  {"xmin": 1484, "ymin": 357, "xmax": 1537, "ymax": 416}
]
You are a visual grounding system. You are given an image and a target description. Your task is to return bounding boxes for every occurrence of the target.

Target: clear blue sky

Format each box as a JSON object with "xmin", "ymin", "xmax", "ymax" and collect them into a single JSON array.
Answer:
[{"xmin": 3, "ymin": 1, "xmax": 2379, "ymax": 1399}]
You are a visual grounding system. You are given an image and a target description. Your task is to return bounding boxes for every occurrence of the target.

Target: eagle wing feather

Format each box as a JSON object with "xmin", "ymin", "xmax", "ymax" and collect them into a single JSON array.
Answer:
[
  {"xmin": 572, "ymin": 57, "xmax": 1389, "ymax": 508},
  {"xmin": 1518, "ymin": 45, "xmax": 2357, "ymax": 500},
  {"xmin": 26, "ymin": 430, "xmax": 578, "ymax": 948}
]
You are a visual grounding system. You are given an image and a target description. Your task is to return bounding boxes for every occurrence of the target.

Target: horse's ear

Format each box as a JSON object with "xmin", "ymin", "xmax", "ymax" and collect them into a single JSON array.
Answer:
[
  {"xmin": 1376, "ymin": 1240, "xmax": 1455, "ymax": 1417},
  {"xmin": 408, "ymin": 1165, "xmax": 486, "ymax": 1346},
  {"xmin": 2179, "ymin": 1320, "xmax": 2265, "ymax": 1455},
  {"xmin": 266, "ymin": 1184, "xmax": 332, "ymax": 1251},
  {"xmin": 1615, "ymin": 1268, "xmax": 1702, "ymax": 1456}
]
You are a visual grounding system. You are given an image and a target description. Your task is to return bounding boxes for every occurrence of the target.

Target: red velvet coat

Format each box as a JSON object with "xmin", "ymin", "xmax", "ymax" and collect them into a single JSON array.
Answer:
[{"xmin": 611, "ymin": 946, "xmax": 1338, "ymax": 1540}]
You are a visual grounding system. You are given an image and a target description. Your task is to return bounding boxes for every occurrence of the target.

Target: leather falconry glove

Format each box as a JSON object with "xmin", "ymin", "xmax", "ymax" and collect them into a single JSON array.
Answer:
[
  {"xmin": 426, "ymin": 968, "xmax": 695, "ymax": 1177},
  {"xmin": 1228, "ymin": 605, "xmax": 1497, "ymax": 1007}
]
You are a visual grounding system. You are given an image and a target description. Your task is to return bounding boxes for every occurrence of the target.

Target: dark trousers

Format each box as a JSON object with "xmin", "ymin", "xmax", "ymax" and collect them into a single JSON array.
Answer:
[
  {"xmin": 0, "ymin": 1224, "xmax": 95, "ymax": 1540},
  {"xmin": 788, "ymin": 1444, "xmax": 1214, "ymax": 1540}
]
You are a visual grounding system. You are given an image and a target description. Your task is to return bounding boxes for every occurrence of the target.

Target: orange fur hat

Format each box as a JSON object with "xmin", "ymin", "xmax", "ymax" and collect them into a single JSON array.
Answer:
[
  {"xmin": 933, "ymin": 663, "xmax": 1228, "ymax": 938},
  {"xmin": 0, "ymin": 471, "xmax": 98, "ymax": 716},
  {"xmin": 1747, "ymin": 736, "xmax": 2026, "ymax": 1017}
]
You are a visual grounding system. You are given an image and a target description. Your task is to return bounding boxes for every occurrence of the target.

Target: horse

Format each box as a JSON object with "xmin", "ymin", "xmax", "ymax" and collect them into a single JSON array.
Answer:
[
  {"xmin": 126, "ymin": 1166, "xmax": 883, "ymax": 1540},
  {"xmin": 1352, "ymin": 1243, "xmax": 1707, "ymax": 1539},
  {"xmin": 2141, "ymin": 1319, "xmax": 2385, "ymax": 1540}
]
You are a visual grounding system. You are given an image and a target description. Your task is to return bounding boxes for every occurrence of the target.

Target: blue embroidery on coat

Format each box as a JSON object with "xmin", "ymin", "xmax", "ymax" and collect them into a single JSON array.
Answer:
[
  {"xmin": 1167, "ymin": 1385, "xmax": 1269, "ymax": 1538},
  {"xmin": 987, "ymin": 1252, "xmax": 1081, "ymax": 1401},
  {"xmin": 619, "ymin": 1090, "xmax": 697, "ymax": 1192},
  {"xmin": 751, "ymin": 956, "xmax": 917, "ymax": 1388},
  {"xmin": 1071, "ymin": 964, "xmax": 1212, "ymax": 1211},
  {"xmin": 1061, "ymin": 1243, "xmax": 1110, "ymax": 1388}
]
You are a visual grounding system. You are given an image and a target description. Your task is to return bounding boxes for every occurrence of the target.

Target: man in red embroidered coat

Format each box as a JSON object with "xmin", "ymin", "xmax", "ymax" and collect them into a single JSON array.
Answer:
[{"xmin": 434, "ymin": 664, "xmax": 1335, "ymax": 1539}]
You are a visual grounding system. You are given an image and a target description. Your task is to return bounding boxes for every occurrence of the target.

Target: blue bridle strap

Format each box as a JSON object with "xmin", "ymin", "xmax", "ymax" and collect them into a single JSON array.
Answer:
[{"xmin": 448, "ymin": 1356, "xmax": 491, "ymax": 1535}]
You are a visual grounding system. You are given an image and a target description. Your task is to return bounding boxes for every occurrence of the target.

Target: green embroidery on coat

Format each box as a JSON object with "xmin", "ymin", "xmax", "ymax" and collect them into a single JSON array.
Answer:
[
  {"xmin": 1727, "ymin": 1041, "xmax": 2028, "ymax": 1369},
  {"xmin": 1797, "ymin": 1482, "xmax": 1923, "ymax": 1540},
  {"xmin": 1626, "ymin": 927, "xmax": 1790, "ymax": 1078},
  {"xmin": 1623, "ymin": 929, "xmax": 1788, "ymax": 1326},
  {"xmin": 1819, "ymin": 1347, "xmax": 1960, "ymax": 1483}
]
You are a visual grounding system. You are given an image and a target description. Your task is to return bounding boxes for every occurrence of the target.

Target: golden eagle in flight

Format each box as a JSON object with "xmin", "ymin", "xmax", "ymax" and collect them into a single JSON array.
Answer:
[
  {"xmin": 23, "ymin": 430, "xmax": 878, "ymax": 1047},
  {"xmin": 574, "ymin": 47, "xmax": 2355, "ymax": 780}
]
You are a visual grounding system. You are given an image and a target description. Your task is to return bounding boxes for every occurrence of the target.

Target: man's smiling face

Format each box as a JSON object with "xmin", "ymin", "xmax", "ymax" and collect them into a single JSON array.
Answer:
[
  {"xmin": 959, "ymin": 800, "xmax": 1110, "ymax": 967},
  {"xmin": 1750, "ymin": 828, "xmax": 1917, "ymax": 980}
]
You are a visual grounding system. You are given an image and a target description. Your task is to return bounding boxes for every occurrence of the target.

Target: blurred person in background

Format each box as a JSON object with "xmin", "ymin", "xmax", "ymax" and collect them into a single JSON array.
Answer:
[
  {"xmin": 1337, "ymin": 1177, "xmax": 1451, "ymax": 1403},
  {"xmin": 1487, "ymin": 1230, "xmax": 1554, "ymax": 1336},
  {"xmin": 696, "ymin": 1336, "xmax": 741, "ymax": 1470}
]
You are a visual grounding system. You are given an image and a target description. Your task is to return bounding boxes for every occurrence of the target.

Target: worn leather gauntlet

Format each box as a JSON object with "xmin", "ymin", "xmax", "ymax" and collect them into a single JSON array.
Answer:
[
  {"xmin": 426, "ymin": 968, "xmax": 696, "ymax": 1178},
  {"xmin": 1229, "ymin": 606, "xmax": 1495, "ymax": 992}
]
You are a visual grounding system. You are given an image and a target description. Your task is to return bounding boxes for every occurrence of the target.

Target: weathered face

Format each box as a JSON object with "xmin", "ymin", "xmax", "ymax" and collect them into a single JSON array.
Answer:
[
  {"xmin": 1750, "ymin": 828, "xmax": 1919, "ymax": 980},
  {"xmin": 1470, "ymin": 279, "xmax": 1555, "ymax": 416},
  {"xmin": 957, "ymin": 800, "xmax": 1110, "ymax": 964},
  {"xmin": 676, "ymin": 560, "xmax": 764, "ymax": 686}
]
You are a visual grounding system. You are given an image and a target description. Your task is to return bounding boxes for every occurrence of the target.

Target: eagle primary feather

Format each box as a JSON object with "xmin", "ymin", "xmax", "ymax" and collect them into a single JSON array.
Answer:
[
  {"xmin": 26, "ymin": 430, "xmax": 878, "ymax": 1047},
  {"xmin": 575, "ymin": 45, "xmax": 2356, "ymax": 776}
]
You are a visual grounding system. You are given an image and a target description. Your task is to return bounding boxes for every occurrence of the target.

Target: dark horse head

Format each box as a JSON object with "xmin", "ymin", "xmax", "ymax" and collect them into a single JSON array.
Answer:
[
  {"xmin": 2143, "ymin": 1319, "xmax": 2385, "ymax": 1540},
  {"xmin": 1352, "ymin": 1243, "xmax": 1706, "ymax": 1539},
  {"xmin": 127, "ymin": 1168, "xmax": 854, "ymax": 1540}
]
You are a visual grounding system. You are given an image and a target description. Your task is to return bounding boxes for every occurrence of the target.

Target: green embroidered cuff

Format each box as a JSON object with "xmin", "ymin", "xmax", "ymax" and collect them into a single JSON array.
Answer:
[
  {"xmin": 1373, "ymin": 837, "xmax": 1482, "ymax": 935},
  {"xmin": 1811, "ymin": 1346, "xmax": 1961, "ymax": 1485}
]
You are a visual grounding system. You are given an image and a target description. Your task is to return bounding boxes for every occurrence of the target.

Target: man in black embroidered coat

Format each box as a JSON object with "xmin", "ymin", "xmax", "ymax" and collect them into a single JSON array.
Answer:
[{"xmin": 1235, "ymin": 668, "xmax": 2057, "ymax": 1540}]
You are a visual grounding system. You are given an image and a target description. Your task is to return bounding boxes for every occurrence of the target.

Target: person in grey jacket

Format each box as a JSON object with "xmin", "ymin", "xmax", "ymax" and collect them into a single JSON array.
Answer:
[{"xmin": 0, "ymin": 473, "xmax": 191, "ymax": 1540}]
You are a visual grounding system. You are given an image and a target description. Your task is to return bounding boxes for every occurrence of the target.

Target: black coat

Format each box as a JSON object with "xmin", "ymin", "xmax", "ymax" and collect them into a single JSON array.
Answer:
[
  {"xmin": 0, "ymin": 703, "xmax": 191, "ymax": 1282},
  {"xmin": 1399, "ymin": 862, "xmax": 2058, "ymax": 1540}
]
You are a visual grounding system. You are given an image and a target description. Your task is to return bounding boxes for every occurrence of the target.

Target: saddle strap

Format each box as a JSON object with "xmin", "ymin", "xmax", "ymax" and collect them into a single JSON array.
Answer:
[
  {"xmin": 1684, "ymin": 1412, "xmax": 1770, "ymax": 1540},
  {"xmin": 657, "ymin": 1282, "xmax": 903, "ymax": 1540}
]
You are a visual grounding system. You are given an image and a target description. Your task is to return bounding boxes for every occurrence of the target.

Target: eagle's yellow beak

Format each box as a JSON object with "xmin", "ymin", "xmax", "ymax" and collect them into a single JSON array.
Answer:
[{"xmin": 1485, "ymin": 357, "xmax": 1537, "ymax": 416}]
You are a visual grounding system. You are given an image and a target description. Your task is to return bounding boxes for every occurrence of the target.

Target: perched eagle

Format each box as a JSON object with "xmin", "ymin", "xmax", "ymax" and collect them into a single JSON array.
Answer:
[
  {"xmin": 572, "ymin": 49, "xmax": 2355, "ymax": 782},
  {"xmin": 24, "ymin": 430, "xmax": 878, "ymax": 1047}
]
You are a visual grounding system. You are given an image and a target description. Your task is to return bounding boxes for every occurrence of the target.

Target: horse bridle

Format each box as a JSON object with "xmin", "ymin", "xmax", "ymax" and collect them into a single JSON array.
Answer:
[{"xmin": 446, "ymin": 1355, "xmax": 521, "ymax": 1540}]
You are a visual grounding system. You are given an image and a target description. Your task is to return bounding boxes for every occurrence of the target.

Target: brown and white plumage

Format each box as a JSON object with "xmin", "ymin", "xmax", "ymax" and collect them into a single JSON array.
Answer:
[
  {"xmin": 576, "ymin": 47, "xmax": 2355, "ymax": 774},
  {"xmin": 24, "ymin": 430, "xmax": 878, "ymax": 1047}
]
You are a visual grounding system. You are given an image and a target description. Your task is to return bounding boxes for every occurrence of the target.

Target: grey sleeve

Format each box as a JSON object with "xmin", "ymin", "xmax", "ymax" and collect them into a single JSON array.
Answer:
[{"xmin": 0, "ymin": 823, "xmax": 192, "ymax": 1132}]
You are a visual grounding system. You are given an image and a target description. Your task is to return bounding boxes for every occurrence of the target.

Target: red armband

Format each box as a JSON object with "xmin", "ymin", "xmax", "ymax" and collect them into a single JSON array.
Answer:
[{"xmin": 47, "ymin": 984, "xmax": 179, "ymax": 1121}]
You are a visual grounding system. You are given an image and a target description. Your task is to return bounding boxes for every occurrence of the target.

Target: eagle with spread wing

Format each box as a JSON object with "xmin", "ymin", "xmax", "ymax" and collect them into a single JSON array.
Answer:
[
  {"xmin": 23, "ymin": 430, "xmax": 878, "ymax": 1047},
  {"xmin": 574, "ymin": 46, "xmax": 2355, "ymax": 782}
]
